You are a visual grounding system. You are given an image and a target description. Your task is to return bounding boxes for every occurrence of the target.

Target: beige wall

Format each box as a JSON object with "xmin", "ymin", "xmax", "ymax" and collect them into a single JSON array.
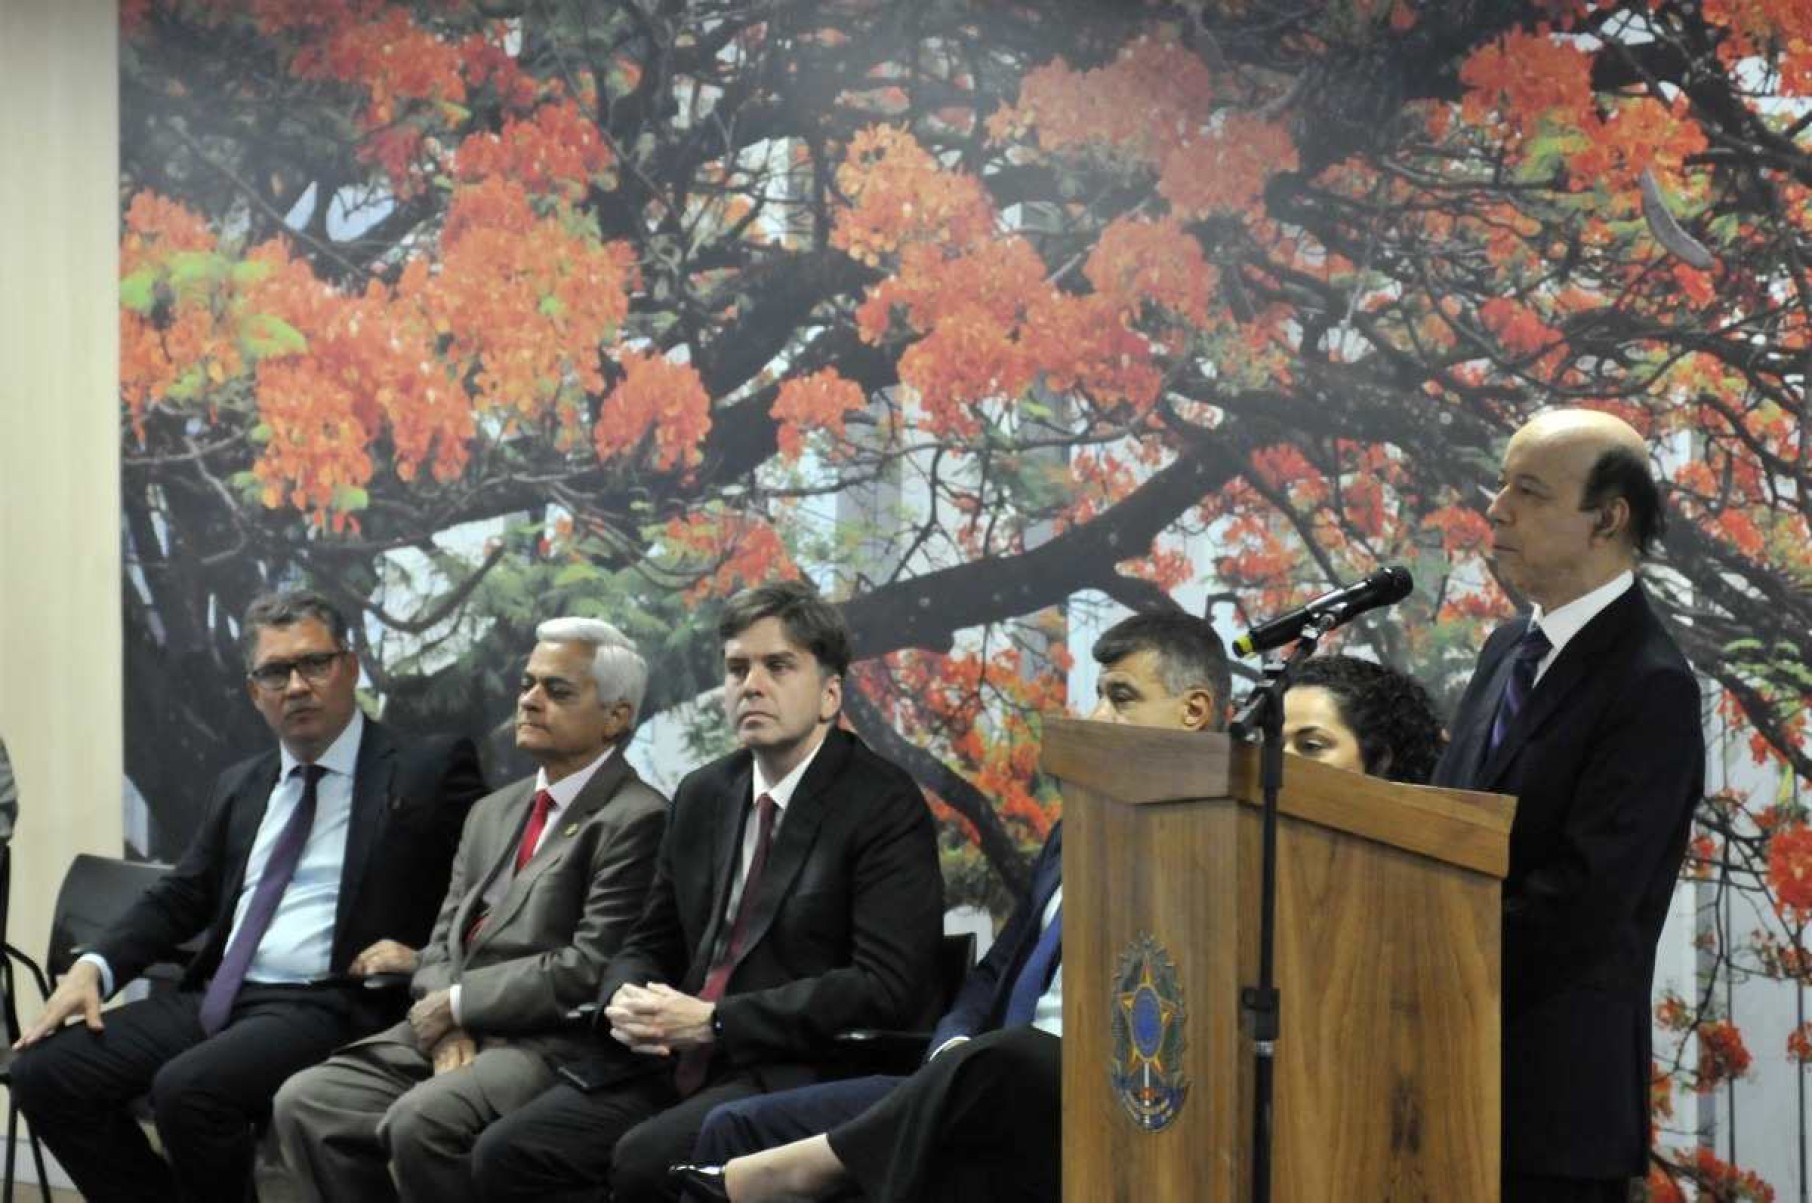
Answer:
[{"xmin": 0, "ymin": 0, "xmax": 124, "ymax": 1019}]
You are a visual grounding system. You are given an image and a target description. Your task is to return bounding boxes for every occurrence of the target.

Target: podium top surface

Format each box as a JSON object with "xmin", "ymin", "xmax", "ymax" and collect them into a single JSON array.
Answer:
[{"xmin": 1041, "ymin": 716, "xmax": 1515, "ymax": 879}]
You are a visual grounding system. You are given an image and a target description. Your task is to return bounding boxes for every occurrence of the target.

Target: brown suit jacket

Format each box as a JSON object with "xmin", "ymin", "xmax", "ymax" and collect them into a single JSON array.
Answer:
[{"xmin": 408, "ymin": 750, "xmax": 667, "ymax": 1061}]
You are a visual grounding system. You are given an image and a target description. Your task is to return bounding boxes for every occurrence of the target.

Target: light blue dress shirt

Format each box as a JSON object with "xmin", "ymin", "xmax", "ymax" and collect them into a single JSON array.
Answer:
[
  {"xmin": 235, "ymin": 710, "xmax": 363, "ymax": 984},
  {"xmin": 82, "ymin": 712, "xmax": 365, "ymax": 997}
]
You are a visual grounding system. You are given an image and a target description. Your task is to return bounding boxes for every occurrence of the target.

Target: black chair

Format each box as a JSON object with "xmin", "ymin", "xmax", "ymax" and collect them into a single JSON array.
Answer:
[
  {"xmin": 831, "ymin": 930, "xmax": 977, "ymax": 1075},
  {"xmin": 0, "ymin": 845, "xmax": 51, "ymax": 1203},
  {"xmin": 0, "ymin": 852, "xmax": 174, "ymax": 1203}
]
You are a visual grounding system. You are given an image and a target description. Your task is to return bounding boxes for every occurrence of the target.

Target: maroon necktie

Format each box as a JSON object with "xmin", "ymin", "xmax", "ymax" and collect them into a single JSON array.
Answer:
[
  {"xmin": 199, "ymin": 764, "xmax": 324, "ymax": 1035},
  {"xmin": 676, "ymin": 793, "xmax": 778, "ymax": 1094}
]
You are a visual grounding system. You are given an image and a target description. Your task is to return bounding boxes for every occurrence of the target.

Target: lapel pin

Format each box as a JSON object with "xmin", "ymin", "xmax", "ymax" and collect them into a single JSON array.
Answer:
[{"xmin": 564, "ymin": 823, "xmax": 579, "ymax": 837}]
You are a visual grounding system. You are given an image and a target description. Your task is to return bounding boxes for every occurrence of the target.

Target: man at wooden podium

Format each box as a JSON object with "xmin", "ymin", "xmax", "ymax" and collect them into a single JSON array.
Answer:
[
  {"xmin": 669, "ymin": 611, "xmax": 1231, "ymax": 1203},
  {"xmin": 1432, "ymin": 409, "xmax": 1704, "ymax": 1203}
]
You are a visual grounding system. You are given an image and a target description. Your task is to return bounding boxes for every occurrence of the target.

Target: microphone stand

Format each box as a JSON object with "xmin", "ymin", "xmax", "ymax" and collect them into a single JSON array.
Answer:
[{"xmin": 1227, "ymin": 611, "xmax": 1336, "ymax": 1203}]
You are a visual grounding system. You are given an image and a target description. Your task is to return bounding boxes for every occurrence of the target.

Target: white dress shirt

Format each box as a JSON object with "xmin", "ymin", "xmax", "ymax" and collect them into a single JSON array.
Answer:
[
  {"xmin": 723, "ymin": 733, "xmax": 827, "ymax": 919},
  {"xmin": 1528, "ymin": 570, "xmax": 1634, "ymax": 686},
  {"xmin": 1030, "ymin": 885, "xmax": 1064, "ymax": 1038}
]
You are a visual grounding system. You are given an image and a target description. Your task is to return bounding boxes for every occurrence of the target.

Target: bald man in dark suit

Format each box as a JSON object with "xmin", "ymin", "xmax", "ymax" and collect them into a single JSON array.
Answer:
[{"xmin": 1433, "ymin": 410, "xmax": 1703, "ymax": 1203}]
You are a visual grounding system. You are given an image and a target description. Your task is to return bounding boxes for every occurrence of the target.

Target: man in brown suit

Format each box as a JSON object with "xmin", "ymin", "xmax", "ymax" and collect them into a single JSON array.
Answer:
[{"xmin": 272, "ymin": 616, "xmax": 669, "ymax": 1202}]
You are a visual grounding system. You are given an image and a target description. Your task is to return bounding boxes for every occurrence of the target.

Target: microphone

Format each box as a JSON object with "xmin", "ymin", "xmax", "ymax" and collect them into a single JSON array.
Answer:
[{"xmin": 1231, "ymin": 566, "xmax": 1414, "ymax": 657}]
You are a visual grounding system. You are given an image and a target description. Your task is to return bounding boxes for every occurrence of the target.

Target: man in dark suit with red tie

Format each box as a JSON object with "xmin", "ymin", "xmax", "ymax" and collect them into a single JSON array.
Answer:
[
  {"xmin": 10, "ymin": 590, "xmax": 485, "ymax": 1203},
  {"xmin": 471, "ymin": 579, "xmax": 944, "ymax": 1203},
  {"xmin": 1431, "ymin": 409, "xmax": 1704, "ymax": 1203},
  {"xmin": 671, "ymin": 610, "xmax": 1231, "ymax": 1203}
]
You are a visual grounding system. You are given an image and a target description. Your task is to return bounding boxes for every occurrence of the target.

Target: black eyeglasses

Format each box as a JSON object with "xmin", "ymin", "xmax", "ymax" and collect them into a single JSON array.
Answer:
[{"xmin": 248, "ymin": 651, "xmax": 346, "ymax": 691}]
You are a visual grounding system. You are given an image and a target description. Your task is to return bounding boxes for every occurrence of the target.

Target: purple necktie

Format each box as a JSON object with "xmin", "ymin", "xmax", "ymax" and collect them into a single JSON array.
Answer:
[
  {"xmin": 198, "ymin": 763, "xmax": 325, "ymax": 1035},
  {"xmin": 1486, "ymin": 625, "xmax": 1552, "ymax": 759}
]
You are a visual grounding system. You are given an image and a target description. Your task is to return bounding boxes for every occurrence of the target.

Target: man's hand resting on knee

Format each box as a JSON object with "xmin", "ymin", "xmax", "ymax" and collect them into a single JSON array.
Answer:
[{"xmin": 14, "ymin": 960, "xmax": 104, "ymax": 1048}]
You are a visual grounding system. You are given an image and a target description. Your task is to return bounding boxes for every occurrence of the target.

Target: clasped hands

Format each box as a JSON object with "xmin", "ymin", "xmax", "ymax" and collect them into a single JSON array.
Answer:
[
  {"xmin": 407, "ymin": 987, "xmax": 477, "ymax": 1074},
  {"xmin": 604, "ymin": 982, "xmax": 715, "ymax": 1056}
]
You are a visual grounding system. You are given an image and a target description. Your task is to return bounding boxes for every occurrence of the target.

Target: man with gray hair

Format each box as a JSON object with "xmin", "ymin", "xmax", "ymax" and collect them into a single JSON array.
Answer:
[{"xmin": 274, "ymin": 616, "xmax": 669, "ymax": 1202}]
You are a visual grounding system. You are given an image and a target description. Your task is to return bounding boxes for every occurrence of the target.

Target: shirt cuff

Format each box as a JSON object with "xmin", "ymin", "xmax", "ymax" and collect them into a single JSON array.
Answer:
[
  {"xmin": 76, "ymin": 952, "xmax": 115, "ymax": 998},
  {"xmin": 449, "ymin": 983, "xmax": 463, "ymax": 1026},
  {"xmin": 929, "ymin": 1034, "xmax": 970, "ymax": 1061}
]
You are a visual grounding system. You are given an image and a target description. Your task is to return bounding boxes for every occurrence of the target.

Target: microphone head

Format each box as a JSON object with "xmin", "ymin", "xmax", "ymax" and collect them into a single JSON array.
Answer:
[{"xmin": 1374, "ymin": 565, "xmax": 1414, "ymax": 604}]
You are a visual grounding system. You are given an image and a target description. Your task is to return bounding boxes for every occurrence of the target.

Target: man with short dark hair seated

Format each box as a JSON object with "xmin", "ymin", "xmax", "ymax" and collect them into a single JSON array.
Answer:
[
  {"xmin": 10, "ymin": 589, "xmax": 485, "ymax": 1203},
  {"xmin": 672, "ymin": 610, "xmax": 1231, "ymax": 1203}
]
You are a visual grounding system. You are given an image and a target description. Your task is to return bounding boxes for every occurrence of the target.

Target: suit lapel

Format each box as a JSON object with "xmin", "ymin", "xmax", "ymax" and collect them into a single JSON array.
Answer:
[
  {"xmin": 1476, "ymin": 586, "xmax": 1642, "ymax": 790},
  {"xmin": 692, "ymin": 760, "xmax": 755, "ymax": 983},
  {"xmin": 333, "ymin": 719, "xmax": 397, "ymax": 951},
  {"xmin": 214, "ymin": 753, "xmax": 283, "ymax": 953},
  {"xmin": 450, "ymin": 778, "xmax": 535, "ymax": 966},
  {"xmin": 477, "ymin": 755, "xmax": 637, "ymax": 943},
  {"xmin": 721, "ymin": 729, "xmax": 850, "ymax": 973},
  {"xmin": 1462, "ymin": 629, "xmax": 1522, "ymax": 788}
]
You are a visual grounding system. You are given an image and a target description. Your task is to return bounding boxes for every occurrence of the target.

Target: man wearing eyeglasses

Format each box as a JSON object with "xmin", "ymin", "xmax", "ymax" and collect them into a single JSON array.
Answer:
[{"xmin": 11, "ymin": 589, "xmax": 486, "ymax": 1203}]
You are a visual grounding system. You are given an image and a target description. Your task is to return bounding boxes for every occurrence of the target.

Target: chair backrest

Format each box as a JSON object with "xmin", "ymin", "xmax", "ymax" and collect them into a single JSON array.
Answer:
[
  {"xmin": 937, "ymin": 930, "xmax": 977, "ymax": 1014},
  {"xmin": 45, "ymin": 853, "xmax": 172, "ymax": 980}
]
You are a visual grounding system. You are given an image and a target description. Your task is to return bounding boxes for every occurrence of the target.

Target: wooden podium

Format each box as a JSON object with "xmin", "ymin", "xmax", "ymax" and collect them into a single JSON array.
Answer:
[{"xmin": 1042, "ymin": 719, "xmax": 1515, "ymax": 1202}]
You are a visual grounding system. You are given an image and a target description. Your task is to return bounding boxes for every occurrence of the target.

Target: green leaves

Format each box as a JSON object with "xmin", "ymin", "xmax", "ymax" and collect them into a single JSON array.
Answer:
[
  {"xmin": 120, "ymin": 268, "xmax": 159, "ymax": 314},
  {"xmin": 240, "ymin": 313, "xmax": 309, "ymax": 359}
]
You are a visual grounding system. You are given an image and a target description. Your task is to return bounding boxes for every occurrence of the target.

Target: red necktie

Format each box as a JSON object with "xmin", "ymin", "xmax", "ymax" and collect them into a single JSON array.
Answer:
[
  {"xmin": 466, "ymin": 788, "xmax": 555, "ymax": 947},
  {"xmin": 515, "ymin": 788, "xmax": 556, "ymax": 873},
  {"xmin": 676, "ymin": 793, "xmax": 778, "ymax": 1094}
]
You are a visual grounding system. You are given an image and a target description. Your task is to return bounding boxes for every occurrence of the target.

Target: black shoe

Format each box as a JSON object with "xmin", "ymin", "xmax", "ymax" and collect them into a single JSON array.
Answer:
[{"xmin": 669, "ymin": 1162, "xmax": 732, "ymax": 1202}]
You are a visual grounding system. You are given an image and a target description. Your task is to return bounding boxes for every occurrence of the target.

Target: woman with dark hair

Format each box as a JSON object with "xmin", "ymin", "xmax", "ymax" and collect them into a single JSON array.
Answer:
[{"xmin": 1282, "ymin": 654, "xmax": 1445, "ymax": 784}]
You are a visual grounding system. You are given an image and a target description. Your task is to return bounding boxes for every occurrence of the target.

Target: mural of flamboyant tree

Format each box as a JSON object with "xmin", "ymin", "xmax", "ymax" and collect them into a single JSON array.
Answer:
[{"xmin": 119, "ymin": 2, "xmax": 1808, "ymax": 1193}]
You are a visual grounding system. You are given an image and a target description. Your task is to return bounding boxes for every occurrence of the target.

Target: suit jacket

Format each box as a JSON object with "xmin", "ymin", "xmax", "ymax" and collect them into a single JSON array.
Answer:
[
  {"xmin": 593, "ymin": 726, "xmax": 944, "ymax": 1093},
  {"xmin": 1433, "ymin": 583, "xmax": 1702, "ymax": 1179},
  {"xmin": 929, "ymin": 822, "xmax": 1062, "ymax": 1051},
  {"xmin": 93, "ymin": 718, "xmax": 486, "ymax": 1000},
  {"xmin": 408, "ymin": 753, "xmax": 667, "ymax": 1060}
]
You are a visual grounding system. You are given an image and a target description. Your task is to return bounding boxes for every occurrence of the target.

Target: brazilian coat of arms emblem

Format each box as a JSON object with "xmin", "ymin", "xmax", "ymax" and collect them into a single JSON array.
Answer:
[{"xmin": 1109, "ymin": 932, "xmax": 1190, "ymax": 1132}]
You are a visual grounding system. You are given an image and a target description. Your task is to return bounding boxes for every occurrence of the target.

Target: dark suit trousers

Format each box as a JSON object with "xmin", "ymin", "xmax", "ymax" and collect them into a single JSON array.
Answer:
[
  {"xmin": 1504, "ymin": 1173, "xmax": 1632, "ymax": 1202},
  {"xmin": 472, "ymin": 1067, "xmax": 766, "ymax": 1203},
  {"xmin": 827, "ymin": 1026, "xmax": 1060, "ymax": 1203},
  {"xmin": 693, "ymin": 1074, "xmax": 903, "ymax": 1163},
  {"xmin": 10, "ymin": 985, "xmax": 368, "ymax": 1203}
]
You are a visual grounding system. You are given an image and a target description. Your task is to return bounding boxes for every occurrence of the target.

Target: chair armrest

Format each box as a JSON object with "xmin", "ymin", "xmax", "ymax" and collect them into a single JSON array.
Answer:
[
  {"xmin": 356, "ymin": 972, "xmax": 412, "ymax": 991},
  {"xmin": 564, "ymin": 1001, "xmax": 602, "ymax": 1023},
  {"xmin": 6, "ymin": 942, "xmax": 49, "ymax": 1000},
  {"xmin": 830, "ymin": 1028, "xmax": 932, "ymax": 1076},
  {"xmin": 307, "ymin": 971, "xmax": 414, "ymax": 991}
]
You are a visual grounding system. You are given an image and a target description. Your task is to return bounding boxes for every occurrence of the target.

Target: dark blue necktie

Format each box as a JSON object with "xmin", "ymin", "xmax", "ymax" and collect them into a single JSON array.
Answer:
[
  {"xmin": 1486, "ymin": 625, "xmax": 1552, "ymax": 759},
  {"xmin": 199, "ymin": 764, "xmax": 324, "ymax": 1035},
  {"xmin": 1002, "ymin": 906, "xmax": 1062, "ymax": 1027}
]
